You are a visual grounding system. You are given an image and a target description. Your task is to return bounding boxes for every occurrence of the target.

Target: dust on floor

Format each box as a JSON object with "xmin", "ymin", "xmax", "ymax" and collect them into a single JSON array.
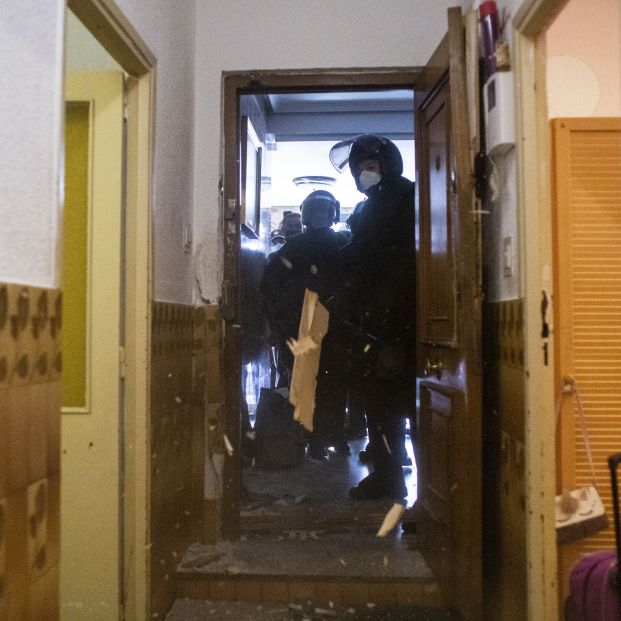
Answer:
[{"xmin": 166, "ymin": 597, "xmax": 456, "ymax": 621}]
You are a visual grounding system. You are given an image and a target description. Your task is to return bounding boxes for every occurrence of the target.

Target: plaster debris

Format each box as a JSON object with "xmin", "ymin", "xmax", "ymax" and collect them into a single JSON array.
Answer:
[
  {"xmin": 314, "ymin": 607, "xmax": 337, "ymax": 617},
  {"xmin": 376, "ymin": 503, "xmax": 406, "ymax": 538}
]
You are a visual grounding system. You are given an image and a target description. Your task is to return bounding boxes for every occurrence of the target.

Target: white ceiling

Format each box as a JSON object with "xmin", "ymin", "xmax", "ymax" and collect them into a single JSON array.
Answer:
[{"xmin": 266, "ymin": 90, "xmax": 415, "ymax": 114}]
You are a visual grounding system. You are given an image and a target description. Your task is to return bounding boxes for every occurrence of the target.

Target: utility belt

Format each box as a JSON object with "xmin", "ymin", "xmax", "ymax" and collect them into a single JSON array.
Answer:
[{"xmin": 335, "ymin": 320, "xmax": 408, "ymax": 382}]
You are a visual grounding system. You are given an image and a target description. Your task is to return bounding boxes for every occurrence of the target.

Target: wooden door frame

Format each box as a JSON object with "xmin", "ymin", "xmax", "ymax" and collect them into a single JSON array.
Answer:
[
  {"xmin": 512, "ymin": 1, "xmax": 570, "ymax": 620},
  {"xmin": 65, "ymin": 1, "xmax": 155, "ymax": 618},
  {"xmin": 221, "ymin": 68, "xmax": 435, "ymax": 539}
]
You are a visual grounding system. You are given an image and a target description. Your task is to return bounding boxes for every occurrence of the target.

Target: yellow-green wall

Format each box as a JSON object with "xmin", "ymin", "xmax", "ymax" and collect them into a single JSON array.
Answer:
[{"xmin": 62, "ymin": 103, "xmax": 89, "ymax": 409}]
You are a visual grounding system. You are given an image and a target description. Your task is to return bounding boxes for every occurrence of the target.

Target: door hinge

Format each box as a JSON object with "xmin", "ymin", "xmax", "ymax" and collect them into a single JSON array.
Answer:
[{"xmin": 119, "ymin": 346, "xmax": 127, "ymax": 379}]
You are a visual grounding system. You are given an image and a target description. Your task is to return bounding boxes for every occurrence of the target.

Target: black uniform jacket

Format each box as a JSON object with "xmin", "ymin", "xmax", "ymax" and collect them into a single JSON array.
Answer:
[
  {"xmin": 337, "ymin": 175, "xmax": 416, "ymax": 349},
  {"xmin": 261, "ymin": 227, "xmax": 348, "ymax": 343}
]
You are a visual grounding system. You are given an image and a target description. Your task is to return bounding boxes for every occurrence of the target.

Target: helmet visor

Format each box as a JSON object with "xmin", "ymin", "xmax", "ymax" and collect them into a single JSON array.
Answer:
[{"xmin": 329, "ymin": 138, "xmax": 354, "ymax": 173}]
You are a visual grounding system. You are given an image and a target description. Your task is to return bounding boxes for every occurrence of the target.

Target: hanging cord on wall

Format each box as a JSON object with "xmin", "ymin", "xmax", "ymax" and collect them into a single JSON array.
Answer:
[
  {"xmin": 555, "ymin": 375, "xmax": 598, "ymax": 488},
  {"xmin": 554, "ymin": 376, "xmax": 610, "ymax": 542}
]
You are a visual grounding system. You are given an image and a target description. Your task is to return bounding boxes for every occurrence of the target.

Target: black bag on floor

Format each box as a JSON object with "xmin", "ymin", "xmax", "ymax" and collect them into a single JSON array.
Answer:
[{"xmin": 254, "ymin": 387, "xmax": 306, "ymax": 469}]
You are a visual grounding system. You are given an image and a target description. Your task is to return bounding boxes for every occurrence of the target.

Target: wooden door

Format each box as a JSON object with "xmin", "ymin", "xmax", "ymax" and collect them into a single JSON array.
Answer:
[{"xmin": 414, "ymin": 8, "xmax": 482, "ymax": 619}]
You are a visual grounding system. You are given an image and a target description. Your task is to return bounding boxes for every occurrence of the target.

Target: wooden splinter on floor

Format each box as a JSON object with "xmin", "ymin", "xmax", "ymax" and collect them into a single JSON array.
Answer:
[{"xmin": 288, "ymin": 289, "xmax": 329, "ymax": 432}]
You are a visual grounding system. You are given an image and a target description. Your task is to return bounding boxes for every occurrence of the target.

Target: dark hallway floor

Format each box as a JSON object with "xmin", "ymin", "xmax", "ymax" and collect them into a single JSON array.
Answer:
[
  {"xmin": 166, "ymin": 434, "xmax": 436, "ymax": 620},
  {"xmin": 241, "ymin": 437, "xmax": 417, "ymax": 532}
]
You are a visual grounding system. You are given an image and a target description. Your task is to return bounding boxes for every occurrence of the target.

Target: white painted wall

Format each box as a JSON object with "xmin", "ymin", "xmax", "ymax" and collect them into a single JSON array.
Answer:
[
  {"xmin": 0, "ymin": 1, "xmax": 197, "ymax": 304},
  {"xmin": 0, "ymin": 1, "xmax": 65, "ymax": 287},
  {"xmin": 193, "ymin": 0, "xmax": 471, "ymax": 303},
  {"xmin": 1, "ymin": 0, "xmax": 479, "ymax": 300},
  {"xmin": 116, "ymin": 0, "xmax": 197, "ymax": 303},
  {"xmin": 545, "ymin": 0, "xmax": 621, "ymax": 118}
]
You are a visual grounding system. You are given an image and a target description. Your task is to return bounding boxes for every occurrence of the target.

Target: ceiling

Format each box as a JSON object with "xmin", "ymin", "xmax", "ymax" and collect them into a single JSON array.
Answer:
[
  {"xmin": 255, "ymin": 89, "xmax": 415, "ymax": 142},
  {"xmin": 265, "ymin": 90, "xmax": 414, "ymax": 114}
]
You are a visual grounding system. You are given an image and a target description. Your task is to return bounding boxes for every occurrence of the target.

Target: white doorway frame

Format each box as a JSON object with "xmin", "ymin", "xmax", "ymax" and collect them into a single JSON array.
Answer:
[
  {"xmin": 65, "ymin": 0, "xmax": 155, "ymax": 618},
  {"xmin": 512, "ymin": 1, "xmax": 570, "ymax": 619}
]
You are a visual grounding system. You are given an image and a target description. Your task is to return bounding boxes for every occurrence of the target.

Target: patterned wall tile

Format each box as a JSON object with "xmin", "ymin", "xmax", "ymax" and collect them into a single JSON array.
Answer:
[
  {"xmin": 492, "ymin": 300, "xmax": 525, "ymax": 369},
  {"xmin": 0, "ymin": 282, "xmax": 61, "ymax": 621},
  {"xmin": 27, "ymin": 479, "xmax": 48, "ymax": 581},
  {"xmin": 487, "ymin": 299, "xmax": 526, "ymax": 441},
  {"xmin": 8, "ymin": 286, "xmax": 35, "ymax": 386},
  {"xmin": 150, "ymin": 301, "xmax": 200, "ymax": 620},
  {"xmin": 0, "ymin": 285, "xmax": 9, "ymax": 390},
  {"xmin": 0, "ymin": 497, "xmax": 5, "ymax": 616}
]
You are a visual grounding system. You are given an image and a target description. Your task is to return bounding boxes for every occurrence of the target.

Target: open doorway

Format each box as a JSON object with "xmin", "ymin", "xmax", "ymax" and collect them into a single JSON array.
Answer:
[
  {"xmin": 236, "ymin": 90, "xmax": 418, "ymax": 534},
  {"xmin": 60, "ymin": 2, "xmax": 155, "ymax": 618},
  {"xmin": 208, "ymin": 16, "xmax": 483, "ymax": 616},
  {"xmin": 61, "ymin": 13, "xmax": 127, "ymax": 618}
]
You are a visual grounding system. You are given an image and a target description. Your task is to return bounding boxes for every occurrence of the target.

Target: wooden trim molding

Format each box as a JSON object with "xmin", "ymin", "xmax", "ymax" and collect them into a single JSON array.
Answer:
[
  {"xmin": 65, "ymin": 1, "xmax": 156, "ymax": 618},
  {"xmin": 67, "ymin": 0, "xmax": 155, "ymax": 75},
  {"xmin": 513, "ymin": 0, "xmax": 570, "ymax": 38},
  {"xmin": 221, "ymin": 67, "xmax": 427, "ymax": 541},
  {"xmin": 512, "ymin": 1, "xmax": 567, "ymax": 618}
]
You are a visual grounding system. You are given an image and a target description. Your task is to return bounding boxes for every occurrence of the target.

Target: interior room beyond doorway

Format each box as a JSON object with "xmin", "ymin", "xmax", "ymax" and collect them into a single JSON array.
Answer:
[{"xmin": 236, "ymin": 88, "xmax": 417, "ymax": 534}]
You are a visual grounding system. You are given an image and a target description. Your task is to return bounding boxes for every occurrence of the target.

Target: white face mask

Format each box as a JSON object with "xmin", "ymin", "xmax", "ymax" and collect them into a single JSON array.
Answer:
[{"xmin": 358, "ymin": 170, "xmax": 382, "ymax": 191}]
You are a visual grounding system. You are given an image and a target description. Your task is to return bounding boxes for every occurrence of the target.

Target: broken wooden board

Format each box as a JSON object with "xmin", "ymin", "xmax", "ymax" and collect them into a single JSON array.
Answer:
[{"xmin": 288, "ymin": 289, "xmax": 329, "ymax": 432}]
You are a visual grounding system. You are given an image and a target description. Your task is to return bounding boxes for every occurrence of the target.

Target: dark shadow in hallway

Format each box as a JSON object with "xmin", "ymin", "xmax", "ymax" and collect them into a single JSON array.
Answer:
[{"xmin": 241, "ymin": 437, "xmax": 417, "ymax": 532}]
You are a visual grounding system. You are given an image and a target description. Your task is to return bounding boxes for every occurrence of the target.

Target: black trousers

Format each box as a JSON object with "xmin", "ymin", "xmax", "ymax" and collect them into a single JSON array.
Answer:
[
  {"xmin": 310, "ymin": 337, "xmax": 347, "ymax": 449},
  {"xmin": 362, "ymin": 382, "xmax": 408, "ymax": 494}
]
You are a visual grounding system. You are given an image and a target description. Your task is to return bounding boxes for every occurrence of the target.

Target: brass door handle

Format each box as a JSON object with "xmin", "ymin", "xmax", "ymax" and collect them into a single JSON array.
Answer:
[{"xmin": 424, "ymin": 357, "xmax": 444, "ymax": 379}]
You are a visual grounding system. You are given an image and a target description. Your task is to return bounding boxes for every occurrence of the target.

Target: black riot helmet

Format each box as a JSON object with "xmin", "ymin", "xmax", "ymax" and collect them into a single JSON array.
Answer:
[
  {"xmin": 300, "ymin": 190, "xmax": 340, "ymax": 229},
  {"xmin": 329, "ymin": 134, "xmax": 403, "ymax": 180}
]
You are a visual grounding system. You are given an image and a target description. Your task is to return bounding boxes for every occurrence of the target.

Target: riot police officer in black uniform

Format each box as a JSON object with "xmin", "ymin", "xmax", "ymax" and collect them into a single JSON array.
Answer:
[
  {"xmin": 329, "ymin": 134, "xmax": 416, "ymax": 500},
  {"xmin": 261, "ymin": 190, "xmax": 350, "ymax": 460}
]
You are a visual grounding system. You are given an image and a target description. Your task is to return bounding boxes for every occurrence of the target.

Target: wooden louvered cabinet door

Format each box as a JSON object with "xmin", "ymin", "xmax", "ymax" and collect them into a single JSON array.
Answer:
[{"xmin": 552, "ymin": 117, "xmax": 621, "ymax": 598}]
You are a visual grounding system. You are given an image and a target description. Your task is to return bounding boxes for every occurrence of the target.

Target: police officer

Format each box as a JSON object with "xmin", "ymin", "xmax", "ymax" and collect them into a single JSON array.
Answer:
[
  {"xmin": 261, "ymin": 190, "xmax": 349, "ymax": 460},
  {"xmin": 329, "ymin": 134, "xmax": 416, "ymax": 500}
]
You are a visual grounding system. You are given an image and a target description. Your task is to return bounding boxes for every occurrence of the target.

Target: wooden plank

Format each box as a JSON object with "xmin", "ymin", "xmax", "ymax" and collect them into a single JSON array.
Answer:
[{"xmin": 289, "ymin": 290, "xmax": 329, "ymax": 432}]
